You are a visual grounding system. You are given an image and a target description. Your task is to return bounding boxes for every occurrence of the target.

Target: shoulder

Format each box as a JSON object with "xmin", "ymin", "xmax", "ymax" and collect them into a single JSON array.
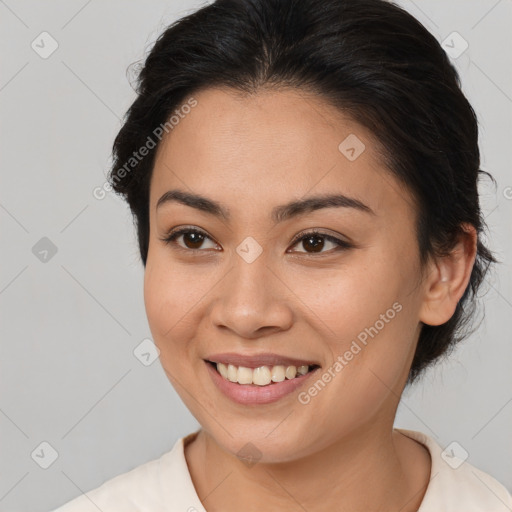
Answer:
[
  {"xmin": 50, "ymin": 449, "xmax": 175, "ymax": 511},
  {"xmin": 50, "ymin": 432, "xmax": 202, "ymax": 512},
  {"xmin": 397, "ymin": 429, "xmax": 512, "ymax": 512}
]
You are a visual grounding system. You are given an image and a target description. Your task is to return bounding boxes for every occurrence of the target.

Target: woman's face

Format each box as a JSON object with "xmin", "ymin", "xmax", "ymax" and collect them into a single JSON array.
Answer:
[{"xmin": 144, "ymin": 86, "xmax": 428, "ymax": 462}]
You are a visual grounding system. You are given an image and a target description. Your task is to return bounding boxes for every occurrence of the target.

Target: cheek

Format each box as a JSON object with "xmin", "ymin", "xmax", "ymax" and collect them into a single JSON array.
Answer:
[
  {"xmin": 301, "ymin": 308, "xmax": 417, "ymax": 442},
  {"xmin": 143, "ymin": 253, "xmax": 221, "ymax": 368},
  {"xmin": 144, "ymin": 255, "xmax": 196, "ymax": 334},
  {"xmin": 144, "ymin": 261, "xmax": 172, "ymax": 338},
  {"xmin": 143, "ymin": 257, "xmax": 191, "ymax": 356},
  {"xmin": 293, "ymin": 251, "xmax": 418, "ymax": 389},
  {"xmin": 281, "ymin": 254, "xmax": 403, "ymax": 338}
]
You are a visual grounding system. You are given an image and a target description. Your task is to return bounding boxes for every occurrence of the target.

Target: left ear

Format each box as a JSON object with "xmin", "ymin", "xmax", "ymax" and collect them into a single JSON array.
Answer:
[{"xmin": 419, "ymin": 223, "xmax": 478, "ymax": 327}]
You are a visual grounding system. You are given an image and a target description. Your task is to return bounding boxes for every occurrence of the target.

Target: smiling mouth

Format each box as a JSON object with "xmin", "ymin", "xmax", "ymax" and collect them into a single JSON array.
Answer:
[{"xmin": 206, "ymin": 360, "xmax": 321, "ymax": 386}]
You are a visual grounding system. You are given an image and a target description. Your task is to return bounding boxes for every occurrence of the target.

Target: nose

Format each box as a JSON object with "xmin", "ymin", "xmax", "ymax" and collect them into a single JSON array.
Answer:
[{"xmin": 209, "ymin": 252, "xmax": 294, "ymax": 340}]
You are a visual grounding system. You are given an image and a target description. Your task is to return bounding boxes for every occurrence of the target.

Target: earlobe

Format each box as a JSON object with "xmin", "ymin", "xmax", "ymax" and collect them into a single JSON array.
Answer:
[{"xmin": 419, "ymin": 224, "xmax": 477, "ymax": 327}]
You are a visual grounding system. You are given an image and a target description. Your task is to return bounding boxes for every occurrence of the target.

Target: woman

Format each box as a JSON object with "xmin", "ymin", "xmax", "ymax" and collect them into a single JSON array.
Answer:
[{"xmin": 53, "ymin": 0, "xmax": 512, "ymax": 510}]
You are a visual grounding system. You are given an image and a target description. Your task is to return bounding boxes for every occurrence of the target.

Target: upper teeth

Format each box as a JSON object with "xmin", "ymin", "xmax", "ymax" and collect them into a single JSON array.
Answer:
[{"xmin": 216, "ymin": 363, "xmax": 310, "ymax": 386}]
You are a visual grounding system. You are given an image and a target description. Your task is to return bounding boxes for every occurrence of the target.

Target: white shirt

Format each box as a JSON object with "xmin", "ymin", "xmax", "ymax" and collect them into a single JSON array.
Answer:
[{"xmin": 51, "ymin": 429, "xmax": 512, "ymax": 511}]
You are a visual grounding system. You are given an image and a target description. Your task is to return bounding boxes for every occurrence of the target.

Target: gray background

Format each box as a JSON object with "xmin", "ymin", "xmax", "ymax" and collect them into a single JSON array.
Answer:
[{"xmin": 0, "ymin": 0, "xmax": 511, "ymax": 510}]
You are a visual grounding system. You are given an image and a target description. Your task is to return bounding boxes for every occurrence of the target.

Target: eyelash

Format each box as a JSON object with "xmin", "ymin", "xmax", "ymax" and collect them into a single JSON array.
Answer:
[{"xmin": 159, "ymin": 226, "xmax": 353, "ymax": 256}]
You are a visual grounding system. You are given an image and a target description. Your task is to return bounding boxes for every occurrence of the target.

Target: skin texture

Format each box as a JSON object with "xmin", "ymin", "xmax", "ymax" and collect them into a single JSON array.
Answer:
[{"xmin": 144, "ymin": 86, "xmax": 477, "ymax": 511}]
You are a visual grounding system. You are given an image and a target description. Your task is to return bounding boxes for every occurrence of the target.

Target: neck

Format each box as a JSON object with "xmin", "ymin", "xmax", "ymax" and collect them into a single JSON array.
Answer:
[{"xmin": 184, "ymin": 420, "xmax": 430, "ymax": 512}]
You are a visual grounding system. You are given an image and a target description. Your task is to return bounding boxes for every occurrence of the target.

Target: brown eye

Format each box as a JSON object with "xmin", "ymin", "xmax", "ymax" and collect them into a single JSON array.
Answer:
[
  {"xmin": 181, "ymin": 231, "xmax": 206, "ymax": 249},
  {"xmin": 288, "ymin": 231, "xmax": 353, "ymax": 254},
  {"xmin": 301, "ymin": 234, "xmax": 326, "ymax": 253},
  {"xmin": 161, "ymin": 227, "xmax": 219, "ymax": 252},
  {"xmin": 160, "ymin": 227, "xmax": 352, "ymax": 255}
]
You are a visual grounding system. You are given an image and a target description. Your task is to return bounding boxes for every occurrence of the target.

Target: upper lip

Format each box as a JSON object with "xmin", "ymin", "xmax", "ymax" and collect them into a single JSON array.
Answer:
[{"xmin": 205, "ymin": 352, "xmax": 320, "ymax": 369}]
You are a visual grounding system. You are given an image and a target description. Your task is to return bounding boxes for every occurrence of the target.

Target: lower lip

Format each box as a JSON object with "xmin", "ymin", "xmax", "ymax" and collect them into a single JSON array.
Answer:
[{"xmin": 205, "ymin": 361, "xmax": 320, "ymax": 405}]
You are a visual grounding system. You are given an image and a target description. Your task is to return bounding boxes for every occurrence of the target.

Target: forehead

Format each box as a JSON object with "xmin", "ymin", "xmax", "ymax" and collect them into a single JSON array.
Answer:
[{"xmin": 150, "ymin": 86, "xmax": 415, "ymax": 220}]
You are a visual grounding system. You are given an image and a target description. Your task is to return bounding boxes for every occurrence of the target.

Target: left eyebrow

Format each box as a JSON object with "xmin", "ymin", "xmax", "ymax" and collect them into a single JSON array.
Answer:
[
  {"xmin": 271, "ymin": 193, "xmax": 376, "ymax": 222},
  {"xmin": 156, "ymin": 189, "xmax": 376, "ymax": 223}
]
